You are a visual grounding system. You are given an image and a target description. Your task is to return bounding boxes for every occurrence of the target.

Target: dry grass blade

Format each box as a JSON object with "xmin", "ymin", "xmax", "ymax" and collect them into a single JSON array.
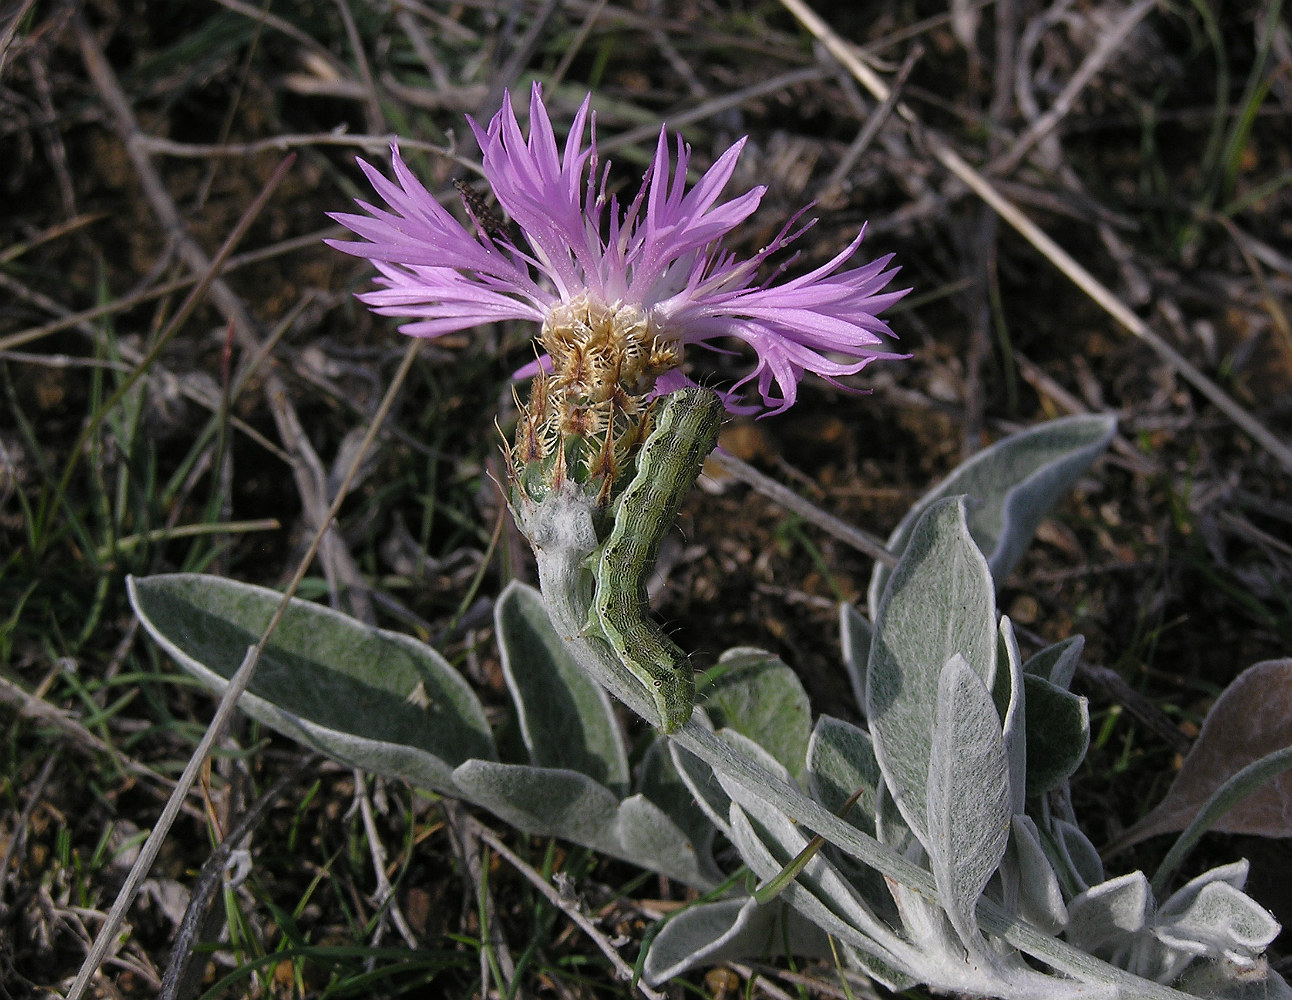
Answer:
[
  {"xmin": 0, "ymin": 229, "xmax": 345, "ymax": 355},
  {"xmin": 0, "ymin": 1, "xmax": 38, "ymax": 82},
  {"xmin": 603, "ymin": 66, "xmax": 828, "ymax": 151},
  {"xmin": 469, "ymin": 817, "xmax": 667, "ymax": 1000},
  {"xmin": 0, "ymin": 676, "xmax": 200, "ymax": 810},
  {"xmin": 990, "ymin": 0, "xmax": 1158, "ymax": 176},
  {"xmin": 350, "ymin": 770, "xmax": 419, "ymax": 949},
  {"xmin": 64, "ymin": 339, "xmax": 423, "ymax": 1000},
  {"xmin": 824, "ymin": 43, "xmax": 923, "ymax": 192},
  {"xmin": 779, "ymin": 0, "xmax": 1292, "ymax": 475},
  {"xmin": 712, "ymin": 451, "xmax": 897, "ymax": 568},
  {"xmin": 158, "ymin": 754, "xmax": 321, "ymax": 1000},
  {"xmin": 440, "ymin": 801, "xmax": 517, "ymax": 995}
]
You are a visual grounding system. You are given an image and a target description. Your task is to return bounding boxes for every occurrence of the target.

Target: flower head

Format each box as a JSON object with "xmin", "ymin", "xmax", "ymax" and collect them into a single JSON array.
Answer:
[{"xmin": 328, "ymin": 83, "xmax": 907, "ymax": 420}]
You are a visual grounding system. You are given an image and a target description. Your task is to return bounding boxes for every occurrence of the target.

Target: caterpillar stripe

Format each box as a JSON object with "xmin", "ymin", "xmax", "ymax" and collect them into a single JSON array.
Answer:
[{"xmin": 593, "ymin": 387, "xmax": 724, "ymax": 733}]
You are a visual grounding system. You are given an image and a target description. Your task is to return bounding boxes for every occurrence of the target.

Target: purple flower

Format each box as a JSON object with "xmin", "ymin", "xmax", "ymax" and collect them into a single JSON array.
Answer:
[{"xmin": 328, "ymin": 83, "xmax": 907, "ymax": 415}]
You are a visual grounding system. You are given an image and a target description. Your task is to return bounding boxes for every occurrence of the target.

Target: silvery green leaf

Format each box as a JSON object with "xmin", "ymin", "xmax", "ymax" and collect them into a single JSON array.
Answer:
[
  {"xmin": 725, "ymin": 796, "xmax": 916, "ymax": 984},
  {"xmin": 1053, "ymin": 818, "xmax": 1105, "ymax": 893},
  {"xmin": 874, "ymin": 777, "xmax": 937, "ymax": 962},
  {"xmin": 646, "ymin": 876, "xmax": 1077, "ymax": 1000},
  {"xmin": 669, "ymin": 717, "xmax": 735, "ymax": 837},
  {"xmin": 839, "ymin": 603, "xmax": 872, "ymax": 716},
  {"xmin": 1157, "ymin": 881, "xmax": 1279, "ymax": 962},
  {"xmin": 669, "ymin": 722, "xmax": 792, "ymax": 840},
  {"xmin": 1009, "ymin": 815, "xmax": 1068, "ymax": 935},
  {"xmin": 926, "ymin": 653, "xmax": 1012, "ymax": 958},
  {"xmin": 1023, "ymin": 635, "xmax": 1085, "ymax": 691},
  {"xmin": 127, "ymin": 573, "xmax": 495, "ymax": 795},
  {"xmin": 701, "ymin": 648, "xmax": 812, "ymax": 783},
  {"xmin": 495, "ymin": 581, "xmax": 629, "ymax": 794},
  {"xmin": 875, "ymin": 777, "xmax": 917, "ymax": 858},
  {"xmin": 451, "ymin": 760, "xmax": 619, "ymax": 852},
  {"xmin": 871, "ymin": 784, "xmax": 933, "ymax": 967},
  {"xmin": 720, "ymin": 763, "xmax": 928, "ymax": 991},
  {"xmin": 1066, "ymin": 871, "xmax": 1154, "ymax": 957},
  {"xmin": 1158, "ymin": 860, "xmax": 1249, "ymax": 918},
  {"xmin": 1157, "ymin": 862, "xmax": 1279, "ymax": 964},
  {"xmin": 642, "ymin": 897, "xmax": 832, "ymax": 986},
  {"xmin": 1025, "ymin": 675, "xmax": 1090, "ymax": 796},
  {"xmin": 834, "ymin": 800, "xmax": 1076, "ymax": 1000},
  {"xmin": 452, "ymin": 759, "xmax": 717, "ymax": 887},
  {"xmin": 886, "ymin": 869, "xmax": 962, "ymax": 970},
  {"xmin": 997, "ymin": 617, "xmax": 1027, "ymax": 816},
  {"xmin": 806, "ymin": 715, "xmax": 881, "ymax": 838},
  {"xmin": 867, "ymin": 497, "xmax": 998, "ymax": 843},
  {"xmin": 834, "ymin": 942, "xmax": 919, "ymax": 994},
  {"xmin": 717, "ymin": 726, "xmax": 794, "ymax": 783},
  {"xmin": 615, "ymin": 793, "xmax": 722, "ymax": 889},
  {"xmin": 701, "ymin": 730, "xmax": 798, "ymax": 889},
  {"xmin": 671, "ymin": 721, "xmax": 1196, "ymax": 999},
  {"xmin": 637, "ymin": 736, "xmax": 715, "ymax": 861},
  {"xmin": 869, "ymin": 414, "xmax": 1116, "ymax": 606}
]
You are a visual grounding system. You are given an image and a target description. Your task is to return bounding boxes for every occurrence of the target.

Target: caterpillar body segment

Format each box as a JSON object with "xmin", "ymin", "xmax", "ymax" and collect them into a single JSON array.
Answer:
[{"xmin": 592, "ymin": 388, "xmax": 724, "ymax": 733}]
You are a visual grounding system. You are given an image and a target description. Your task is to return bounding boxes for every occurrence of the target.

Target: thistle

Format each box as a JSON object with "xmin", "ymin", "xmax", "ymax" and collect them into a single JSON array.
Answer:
[{"xmin": 328, "ymin": 83, "xmax": 907, "ymax": 503}]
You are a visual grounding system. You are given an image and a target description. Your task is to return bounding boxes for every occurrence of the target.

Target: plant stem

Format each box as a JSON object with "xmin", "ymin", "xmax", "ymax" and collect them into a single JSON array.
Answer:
[{"xmin": 521, "ymin": 481, "xmax": 1200, "ymax": 1000}]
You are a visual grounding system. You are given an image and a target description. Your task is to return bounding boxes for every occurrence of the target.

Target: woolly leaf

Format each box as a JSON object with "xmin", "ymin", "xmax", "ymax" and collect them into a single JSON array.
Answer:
[
  {"xmin": 1157, "ymin": 881, "xmax": 1279, "ymax": 958},
  {"xmin": 1023, "ymin": 635, "xmax": 1085, "ymax": 690},
  {"xmin": 926, "ymin": 654, "xmax": 1011, "ymax": 956},
  {"xmin": 806, "ymin": 715, "xmax": 881, "ymax": 838},
  {"xmin": 725, "ymin": 795, "xmax": 914, "ymax": 985},
  {"xmin": 127, "ymin": 573, "xmax": 495, "ymax": 795},
  {"xmin": 869, "ymin": 414, "xmax": 1116, "ymax": 605},
  {"xmin": 495, "ymin": 581, "xmax": 629, "ymax": 794},
  {"xmin": 451, "ymin": 760, "xmax": 618, "ymax": 850},
  {"xmin": 636, "ymin": 737, "xmax": 715, "ymax": 863},
  {"xmin": 668, "ymin": 724, "xmax": 792, "ymax": 842},
  {"xmin": 1065, "ymin": 872, "xmax": 1154, "ymax": 955},
  {"xmin": 997, "ymin": 616, "xmax": 1027, "ymax": 815},
  {"xmin": 642, "ymin": 898, "xmax": 832, "ymax": 986},
  {"xmin": 701, "ymin": 649, "xmax": 812, "ymax": 783},
  {"xmin": 615, "ymin": 793, "xmax": 721, "ymax": 889},
  {"xmin": 1176, "ymin": 963, "xmax": 1292, "ymax": 1000},
  {"xmin": 1158, "ymin": 859, "xmax": 1249, "ymax": 919},
  {"xmin": 1024, "ymin": 674, "xmax": 1090, "ymax": 796},
  {"xmin": 805, "ymin": 716, "xmax": 895, "ymax": 911},
  {"xmin": 669, "ymin": 724, "xmax": 735, "ymax": 838},
  {"xmin": 839, "ymin": 602, "xmax": 872, "ymax": 715},
  {"xmin": 1052, "ymin": 819, "xmax": 1104, "ymax": 893},
  {"xmin": 867, "ymin": 497, "xmax": 997, "ymax": 842},
  {"xmin": 1008, "ymin": 815, "xmax": 1067, "ymax": 934}
]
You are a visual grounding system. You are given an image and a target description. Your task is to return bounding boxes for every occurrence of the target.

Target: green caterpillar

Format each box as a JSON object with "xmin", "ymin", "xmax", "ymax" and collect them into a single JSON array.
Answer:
[{"xmin": 593, "ymin": 387, "xmax": 724, "ymax": 733}]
